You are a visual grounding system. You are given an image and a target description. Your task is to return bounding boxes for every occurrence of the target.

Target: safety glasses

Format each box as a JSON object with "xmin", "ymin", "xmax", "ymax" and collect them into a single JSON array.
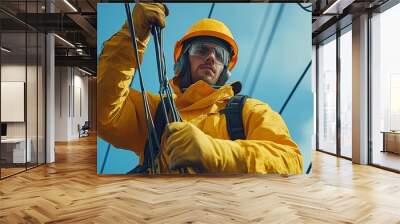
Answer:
[{"xmin": 188, "ymin": 42, "xmax": 230, "ymax": 66}]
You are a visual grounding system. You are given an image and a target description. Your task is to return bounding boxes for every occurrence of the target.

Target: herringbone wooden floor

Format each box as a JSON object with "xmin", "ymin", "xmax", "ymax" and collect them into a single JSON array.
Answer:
[{"xmin": 1, "ymin": 135, "xmax": 400, "ymax": 224}]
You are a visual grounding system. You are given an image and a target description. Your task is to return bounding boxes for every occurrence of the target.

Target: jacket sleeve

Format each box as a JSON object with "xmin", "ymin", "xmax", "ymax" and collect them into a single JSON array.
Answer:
[
  {"xmin": 206, "ymin": 98, "xmax": 303, "ymax": 174},
  {"xmin": 97, "ymin": 21, "xmax": 159, "ymax": 155}
]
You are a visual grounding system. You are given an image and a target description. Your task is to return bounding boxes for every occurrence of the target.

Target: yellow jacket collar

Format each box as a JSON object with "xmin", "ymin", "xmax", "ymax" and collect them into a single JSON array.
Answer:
[{"xmin": 170, "ymin": 78, "xmax": 234, "ymax": 112}]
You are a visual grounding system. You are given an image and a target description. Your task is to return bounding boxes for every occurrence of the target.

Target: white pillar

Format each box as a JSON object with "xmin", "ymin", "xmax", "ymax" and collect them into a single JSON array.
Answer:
[
  {"xmin": 352, "ymin": 14, "xmax": 369, "ymax": 164},
  {"xmin": 46, "ymin": 1, "xmax": 55, "ymax": 163}
]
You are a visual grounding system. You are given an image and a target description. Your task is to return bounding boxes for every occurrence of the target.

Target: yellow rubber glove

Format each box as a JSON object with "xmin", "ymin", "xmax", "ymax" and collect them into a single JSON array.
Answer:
[
  {"xmin": 164, "ymin": 122, "xmax": 247, "ymax": 173},
  {"xmin": 132, "ymin": 3, "xmax": 169, "ymax": 42}
]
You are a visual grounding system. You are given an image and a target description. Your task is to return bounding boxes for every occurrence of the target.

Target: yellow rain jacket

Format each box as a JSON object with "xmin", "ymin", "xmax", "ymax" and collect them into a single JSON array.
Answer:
[{"xmin": 98, "ymin": 22, "xmax": 303, "ymax": 174}]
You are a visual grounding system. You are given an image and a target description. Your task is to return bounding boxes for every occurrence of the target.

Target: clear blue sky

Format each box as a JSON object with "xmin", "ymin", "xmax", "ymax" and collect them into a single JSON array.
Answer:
[{"xmin": 97, "ymin": 3, "xmax": 313, "ymax": 174}]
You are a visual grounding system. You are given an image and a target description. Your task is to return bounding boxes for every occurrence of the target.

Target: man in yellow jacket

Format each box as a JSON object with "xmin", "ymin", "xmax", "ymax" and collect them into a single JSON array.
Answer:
[{"xmin": 98, "ymin": 3, "xmax": 303, "ymax": 174}]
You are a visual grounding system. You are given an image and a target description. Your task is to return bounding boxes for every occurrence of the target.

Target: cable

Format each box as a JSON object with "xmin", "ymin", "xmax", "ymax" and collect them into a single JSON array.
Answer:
[
  {"xmin": 100, "ymin": 68, "xmax": 137, "ymax": 175},
  {"xmin": 151, "ymin": 25, "xmax": 185, "ymax": 174},
  {"xmin": 279, "ymin": 61, "xmax": 311, "ymax": 115},
  {"xmin": 248, "ymin": 5, "xmax": 284, "ymax": 96},
  {"xmin": 241, "ymin": 6, "xmax": 272, "ymax": 88},
  {"xmin": 277, "ymin": 60, "xmax": 312, "ymax": 175},
  {"xmin": 157, "ymin": 26, "xmax": 181, "ymax": 121},
  {"xmin": 241, "ymin": 5, "xmax": 309, "ymax": 173},
  {"xmin": 153, "ymin": 26, "xmax": 171, "ymax": 124},
  {"xmin": 208, "ymin": 3, "xmax": 215, "ymax": 18},
  {"xmin": 297, "ymin": 3, "xmax": 312, "ymax": 13},
  {"xmin": 99, "ymin": 142, "xmax": 111, "ymax": 174},
  {"xmin": 125, "ymin": 3, "xmax": 163, "ymax": 174},
  {"xmin": 306, "ymin": 162, "xmax": 312, "ymax": 174},
  {"xmin": 102, "ymin": 4, "xmax": 161, "ymax": 174}
]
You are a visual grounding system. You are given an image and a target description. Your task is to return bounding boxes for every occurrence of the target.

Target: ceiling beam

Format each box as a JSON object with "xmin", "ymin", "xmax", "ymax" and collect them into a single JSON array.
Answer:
[
  {"xmin": 55, "ymin": 55, "xmax": 96, "ymax": 72},
  {"xmin": 66, "ymin": 13, "xmax": 96, "ymax": 46}
]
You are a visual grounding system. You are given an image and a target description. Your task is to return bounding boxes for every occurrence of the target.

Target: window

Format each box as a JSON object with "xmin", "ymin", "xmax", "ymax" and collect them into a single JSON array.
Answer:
[
  {"xmin": 317, "ymin": 36, "xmax": 337, "ymax": 154},
  {"xmin": 339, "ymin": 28, "xmax": 352, "ymax": 158},
  {"xmin": 371, "ymin": 2, "xmax": 400, "ymax": 171}
]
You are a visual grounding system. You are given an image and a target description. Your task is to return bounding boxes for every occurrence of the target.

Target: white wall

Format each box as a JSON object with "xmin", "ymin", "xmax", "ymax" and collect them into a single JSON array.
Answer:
[
  {"xmin": 1, "ymin": 64, "xmax": 26, "ymax": 81},
  {"xmin": 55, "ymin": 67, "xmax": 69, "ymax": 141},
  {"xmin": 72, "ymin": 73, "xmax": 89, "ymax": 138},
  {"xmin": 54, "ymin": 67, "xmax": 89, "ymax": 141}
]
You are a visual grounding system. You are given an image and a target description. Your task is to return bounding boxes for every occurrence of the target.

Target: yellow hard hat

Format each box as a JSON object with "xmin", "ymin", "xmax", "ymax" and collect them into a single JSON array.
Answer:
[{"xmin": 174, "ymin": 18, "xmax": 238, "ymax": 71}]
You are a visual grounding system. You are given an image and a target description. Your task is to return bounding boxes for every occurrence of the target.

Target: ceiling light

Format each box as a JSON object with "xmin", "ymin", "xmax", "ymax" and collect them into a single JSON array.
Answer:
[
  {"xmin": 76, "ymin": 48, "xmax": 85, "ymax": 55},
  {"xmin": 322, "ymin": 0, "xmax": 354, "ymax": 15},
  {"xmin": 78, "ymin": 67, "xmax": 93, "ymax": 76},
  {"xmin": 1, "ymin": 47, "xmax": 11, "ymax": 53},
  {"xmin": 63, "ymin": 0, "xmax": 78, "ymax": 12},
  {"xmin": 54, "ymin": 34, "xmax": 75, "ymax": 48}
]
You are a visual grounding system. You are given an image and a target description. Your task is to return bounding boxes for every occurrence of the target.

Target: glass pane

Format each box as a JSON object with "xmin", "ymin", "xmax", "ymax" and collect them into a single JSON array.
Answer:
[
  {"xmin": 1, "ymin": 0, "xmax": 28, "ymax": 177},
  {"xmin": 340, "ymin": 29, "xmax": 352, "ymax": 158},
  {"xmin": 371, "ymin": 3, "xmax": 400, "ymax": 171},
  {"xmin": 27, "ymin": 31, "xmax": 38, "ymax": 169},
  {"xmin": 27, "ymin": 0, "xmax": 39, "ymax": 169},
  {"xmin": 0, "ymin": 1, "xmax": 46, "ymax": 178},
  {"xmin": 38, "ymin": 32, "xmax": 45, "ymax": 165},
  {"xmin": 318, "ymin": 37, "xmax": 337, "ymax": 154},
  {"xmin": 1, "ymin": 30, "xmax": 27, "ymax": 177}
]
